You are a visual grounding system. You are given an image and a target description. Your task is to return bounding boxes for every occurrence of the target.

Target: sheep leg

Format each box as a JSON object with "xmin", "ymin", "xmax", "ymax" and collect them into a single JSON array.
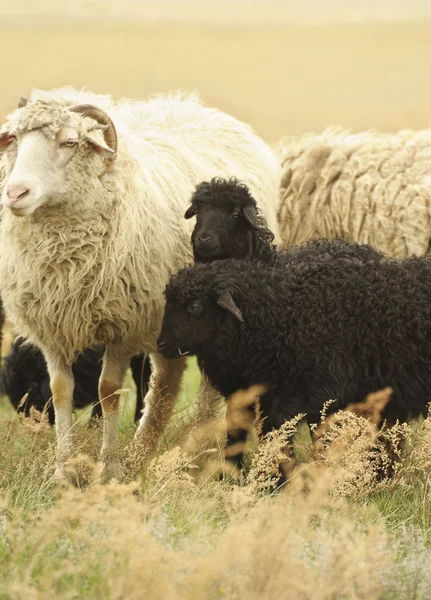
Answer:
[
  {"xmin": 224, "ymin": 401, "xmax": 256, "ymax": 474},
  {"xmin": 44, "ymin": 353, "xmax": 74, "ymax": 476},
  {"xmin": 130, "ymin": 352, "xmax": 187, "ymax": 470},
  {"xmin": 130, "ymin": 353, "xmax": 149, "ymax": 422},
  {"xmin": 195, "ymin": 373, "xmax": 224, "ymax": 425},
  {"xmin": 255, "ymin": 387, "xmax": 308, "ymax": 487},
  {"xmin": 90, "ymin": 400, "xmax": 103, "ymax": 421},
  {"xmin": 99, "ymin": 347, "xmax": 131, "ymax": 480},
  {"xmin": 184, "ymin": 375, "xmax": 225, "ymax": 463}
]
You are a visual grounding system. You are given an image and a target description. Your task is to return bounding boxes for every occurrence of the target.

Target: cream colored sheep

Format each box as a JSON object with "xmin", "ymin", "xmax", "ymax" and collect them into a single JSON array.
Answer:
[
  {"xmin": 0, "ymin": 87, "xmax": 281, "ymax": 478},
  {"xmin": 276, "ymin": 127, "xmax": 431, "ymax": 257}
]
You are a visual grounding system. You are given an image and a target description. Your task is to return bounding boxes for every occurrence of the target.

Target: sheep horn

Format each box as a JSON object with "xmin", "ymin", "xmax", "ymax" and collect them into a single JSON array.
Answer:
[
  {"xmin": 69, "ymin": 104, "xmax": 118, "ymax": 168},
  {"xmin": 217, "ymin": 291, "xmax": 244, "ymax": 323},
  {"xmin": 18, "ymin": 96, "xmax": 29, "ymax": 108},
  {"xmin": 242, "ymin": 205, "xmax": 260, "ymax": 230}
]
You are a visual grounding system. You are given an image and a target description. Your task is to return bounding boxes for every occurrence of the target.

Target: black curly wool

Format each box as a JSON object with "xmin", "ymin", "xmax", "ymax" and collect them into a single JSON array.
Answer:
[
  {"xmin": 279, "ymin": 236, "xmax": 385, "ymax": 265},
  {"xmin": 1, "ymin": 336, "xmax": 149, "ymax": 424},
  {"xmin": 158, "ymin": 245, "xmax": 431, "ymax": 468}
]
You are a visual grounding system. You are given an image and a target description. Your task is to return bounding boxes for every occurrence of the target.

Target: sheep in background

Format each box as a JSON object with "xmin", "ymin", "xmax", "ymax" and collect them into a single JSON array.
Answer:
[
  {"xmin": 2, "ymin": 339, "xmax": 102, "ymax": 423},
  {"xmin": 157, "ymin": 243, "xmax": 431, "ymax": 474},
  {"xmin": 276, "ymin": 127, "xmax": 431, "ymax": 257},
  {"xmin": 0, "ymin": 87, "xmax": 281, "ymax": 478},
  {"xmin": 1, "ymin": 337, "xmax": 151, "ymax": 424}
]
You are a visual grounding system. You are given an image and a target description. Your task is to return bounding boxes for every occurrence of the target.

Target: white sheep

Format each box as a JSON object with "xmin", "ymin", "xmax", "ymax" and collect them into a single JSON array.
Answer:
[
  {"xmin": 276, "ymin": 127, "xmax": 431, "ymax": 257},
  {"xmin": 0, "ymin": 87, "xmax": 281, "ymax": 478}
]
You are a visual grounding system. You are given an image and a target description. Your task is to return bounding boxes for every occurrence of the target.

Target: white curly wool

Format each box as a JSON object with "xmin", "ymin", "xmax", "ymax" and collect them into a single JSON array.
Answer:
[
  {"xmin": 276, "ymin": 127, "xmax": 431, "ymax": 257},
  {"xmin": 0, "ymin": 86, "xmax": 281, "ymax": 474}
]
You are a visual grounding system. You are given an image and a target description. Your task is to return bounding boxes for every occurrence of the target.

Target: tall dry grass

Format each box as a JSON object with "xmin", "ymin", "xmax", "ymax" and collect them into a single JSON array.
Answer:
[{"xmin": 1, "ymin": 379, "xmax": 431, "ymax": 599}]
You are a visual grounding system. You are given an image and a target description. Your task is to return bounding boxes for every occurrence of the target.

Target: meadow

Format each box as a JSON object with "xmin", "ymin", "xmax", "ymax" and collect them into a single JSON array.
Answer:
[
  {"xmin": 1, "ymin": 352, "xmax": 431, "ymax": 598},
  {"xmin": 2, "ymin": 10, "xmax": 431, "ymax": 599}
]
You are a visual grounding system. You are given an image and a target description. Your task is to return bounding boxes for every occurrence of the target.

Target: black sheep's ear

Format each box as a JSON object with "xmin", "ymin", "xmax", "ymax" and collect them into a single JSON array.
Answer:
[
  {"xmin": 184, "ymin": 204, "xmax": 197, "ymax": 219},
  {"xmin": 242, "ymin": 205, "xmax": 260, "ymax": 230},
  {"xmin": 217, "ymin": 291, "xmax": 243, "ymax": 322}
]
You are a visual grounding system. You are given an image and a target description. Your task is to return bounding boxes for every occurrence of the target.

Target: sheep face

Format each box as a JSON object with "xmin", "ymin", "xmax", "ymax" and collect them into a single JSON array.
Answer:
[
  {"xmin": 157, "ymin": 296, "xmax": 213, "ymax": 360},
  {"xmin": 0, "ymin": 102, "xmax": 116, "ymax": 217},
  {"xmin": 185, "ymin": 177, "xmax": 264, "ymax": 262},
  {"xmin": 157, "ymin": 265, "xmax": 244, "ymax": 360}
]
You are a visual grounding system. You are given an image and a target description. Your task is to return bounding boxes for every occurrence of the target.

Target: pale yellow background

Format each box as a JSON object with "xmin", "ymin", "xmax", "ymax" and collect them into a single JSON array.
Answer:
[{"xmin": 0, "ymin": 1, "xmax": 430, "ymax": 144}]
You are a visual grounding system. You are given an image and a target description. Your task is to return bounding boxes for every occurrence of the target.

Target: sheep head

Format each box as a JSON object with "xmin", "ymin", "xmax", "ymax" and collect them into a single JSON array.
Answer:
[
  {"xmin": 0, "ymin": 98, "xmax": 117, "ymax": 217},
  {"xmin": 185, "ymin": 176, "xmax": 275, "ymax": 263},
  {"xmin": 157, "ymin": 260, "xmax": 244, "ymax": 361}
]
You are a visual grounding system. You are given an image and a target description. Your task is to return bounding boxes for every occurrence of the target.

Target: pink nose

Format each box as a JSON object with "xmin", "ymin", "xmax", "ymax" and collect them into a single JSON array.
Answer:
[{"xmin": 7, "ymin": 185, "xmax": 30, "ymax": 204}]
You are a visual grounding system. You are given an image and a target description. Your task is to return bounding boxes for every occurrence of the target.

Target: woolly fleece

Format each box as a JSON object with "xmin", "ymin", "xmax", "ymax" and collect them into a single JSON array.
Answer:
[
  {"xmin": 277, "ymin": 127, "xmax": 431, "ymax": 257},
  {"xmin": 160, "ymin": 248, "xmax": 431, "ymax": 432}
]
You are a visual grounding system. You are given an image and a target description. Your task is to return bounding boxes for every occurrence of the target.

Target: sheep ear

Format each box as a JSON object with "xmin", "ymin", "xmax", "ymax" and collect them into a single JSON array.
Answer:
[
  {"xmin": 217, "ymin": 291, "xmax": 243, "ymax": 322},
  {"xmin": 0, "ymin": 131, "xmax": 15, "ymax": 152},
  {"xmin": 242, "ymin": 205, "xmax": 259, "ymax": 230},
  {"xmin": 84, "ymin": 129, "xmax": 115, "ymax": 158},
  {"xmin": 184, "ymin": 204, "xmax": 197, "ymax": 219},
  {"xmin": 18, "ymin": 96, "xmax": 29, "ymax": 108}
]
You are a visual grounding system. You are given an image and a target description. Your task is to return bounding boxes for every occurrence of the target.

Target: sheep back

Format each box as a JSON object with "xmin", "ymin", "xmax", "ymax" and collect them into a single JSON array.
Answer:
[
  {"xmin": 276, "ymin": 127, "xmax": 431, "ymax": 257},
  {"xmin": 164, "ymin": 253, "xmax": 431, "ymax": 427}
]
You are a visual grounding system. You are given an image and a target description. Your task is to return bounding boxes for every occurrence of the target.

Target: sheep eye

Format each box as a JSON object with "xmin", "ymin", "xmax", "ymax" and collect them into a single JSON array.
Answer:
[
  {"xmin": 188, "ymin": 300, "xmax": 203, "ymax": 314},
  {"xmin": 60, "ymin": 140, "xmax": 78, "ymax": 148}
]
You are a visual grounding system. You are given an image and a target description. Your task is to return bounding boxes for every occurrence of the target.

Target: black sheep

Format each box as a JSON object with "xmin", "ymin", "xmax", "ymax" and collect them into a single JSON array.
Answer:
[
  {"xmin": 1, "ymin": 337, "xmax": 151, "ymax": 424},
  {"xmin": 185, "ymin": 176, "xmax": 276, "ymax": 263},
  {"xmin": 184, "ymin": 177, "xmax": 385, "ymax": 460},
  {"xmin": 157, "ymin": 247, "xmax": 431, "ymax": 472},
  {"xmin": 186, "ymin": 176, "xmax": 383, "ymax": 266}
]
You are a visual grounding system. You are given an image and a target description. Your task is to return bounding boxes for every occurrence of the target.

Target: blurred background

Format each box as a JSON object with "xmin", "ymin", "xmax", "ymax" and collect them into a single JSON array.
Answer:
[{"xmin": 0, "ymin": 0, "xmax": 430, "ymax": 144}]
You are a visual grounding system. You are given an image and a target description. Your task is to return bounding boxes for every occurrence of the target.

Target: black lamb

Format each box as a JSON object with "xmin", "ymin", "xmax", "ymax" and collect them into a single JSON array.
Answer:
[
  {"xmin": 1, "ymin": 337, "xmax": 151, "ymax": 424},
  {"xmin": 157, "ymin": 247, "xmax": 431, "ymax": 473},
  {"xmin": 186, "ymin": 176, "xmax": 384, "ymax": 266},
  {"xmin": 185, "ymin": 176, "xmax": 277, "ymax": 263}
]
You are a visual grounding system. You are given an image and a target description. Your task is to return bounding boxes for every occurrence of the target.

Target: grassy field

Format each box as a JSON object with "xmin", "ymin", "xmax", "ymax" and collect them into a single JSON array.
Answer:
[
  {"xmin": 2, "ymin": 8, "xmax": 431, "ymax": 599},
  {"xmin": 2, "ymin": 366, "xmax": 431, "ymax": 598}
]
